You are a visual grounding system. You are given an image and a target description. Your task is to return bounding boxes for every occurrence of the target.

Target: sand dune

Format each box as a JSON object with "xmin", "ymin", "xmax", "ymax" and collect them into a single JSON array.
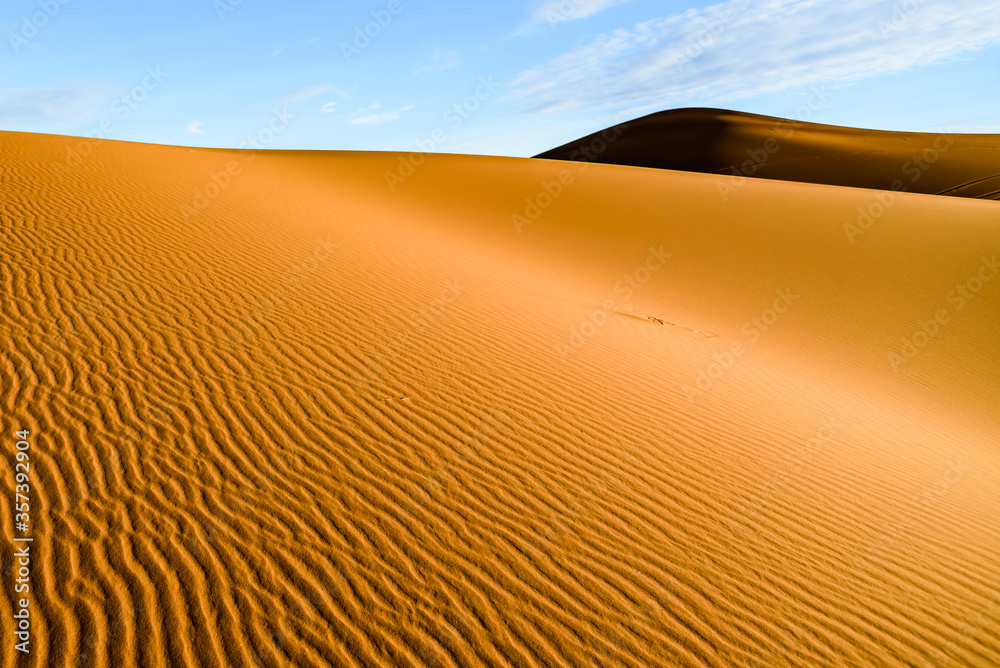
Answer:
[
  {"xmin": 2, "ymin": 129, "xmax": 999, "ymax": 666},
  {"xmin": 536, "ymin": 108, "xmax": 1000, "ymax": 199}
]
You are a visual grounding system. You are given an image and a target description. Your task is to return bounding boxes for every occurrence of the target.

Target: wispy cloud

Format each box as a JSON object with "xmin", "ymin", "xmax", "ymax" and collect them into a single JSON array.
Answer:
[
  {"xmin": 922, "ymin": 122, "xmax": 1000, "ymax": 134},
  {"xmin": 185, "ymin": 120, "xmax": 207, "ymax": 134},
  {"xmin": 0, "ymin": 88, "xmax": 100, "ymax": 125},
  {"xmin": 518, "ymin": 0, "xmax": 635, "ymax": 32},
  {"xmin": 414, "ymin": 46, "xmax": 461, "ymax": 77},
  {"xmin": 276, "ymin": 84, "xmax": 333, "ymax": 107},
  {"xmin": 291, "ymin": 83, "xmax": 357, "ymax": 114},
  {"xmin": 348, "ymin": 103, "xmax": 415, "ymax": 125},
  {"xmin": 512, "ymin": 0, "xmax": 1000, "ymax": 116}
]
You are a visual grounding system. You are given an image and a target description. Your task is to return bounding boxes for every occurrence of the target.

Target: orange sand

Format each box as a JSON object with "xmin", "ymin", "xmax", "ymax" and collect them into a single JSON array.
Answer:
[{"xmin": 1, "ymin": 127, "xmax": 998, "ymax": 666}]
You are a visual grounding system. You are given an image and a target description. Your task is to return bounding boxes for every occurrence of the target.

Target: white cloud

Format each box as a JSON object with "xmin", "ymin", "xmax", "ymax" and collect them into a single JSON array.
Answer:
[
  {"xmin": 185, "ymin": 120, "xmax": 207, "ymax": 134},
  {"xmin": 348, "ymin": 104, "xmax": 415, "ymax": 125},
  {"xmin": 0, "ymin": 88, "xmax": 100, "ymax": 125},
  {"xmin": 519, "ymin": 0, "xmax": 636, "ymax": 31},
  {"xmin": 277, "ymin": 84, "xmax": 333, "ymax": 107},
  {"xmin": 923, "ymin": 122, "xmax": 1000, "ymax": 134},
  {"xmin": 269, "ymin": 47, "xmax": 284, "ymax": 59},
  {"xmin": 321, "ymin": 101, "xmax": 338, "ymax": 113},
  {"xmin": 512, "ymin": 0, "xmax": 1000, "ymax": 117},
  {"xmin": 414, "ymin": 46, "xmax": 461, "ymax": 77}
]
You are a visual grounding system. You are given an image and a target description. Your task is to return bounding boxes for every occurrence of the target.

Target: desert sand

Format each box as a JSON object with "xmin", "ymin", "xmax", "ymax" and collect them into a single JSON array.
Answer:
[
  {"xmin": 537, "ymin": 108, "xmax": 1000, "ymax": 199},
  {"xmin": 1, "ymin": 125, "xmax": 999, "ymax": 666}
]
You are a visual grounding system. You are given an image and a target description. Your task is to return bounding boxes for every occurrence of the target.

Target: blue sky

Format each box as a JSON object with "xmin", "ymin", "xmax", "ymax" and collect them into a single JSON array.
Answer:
[{"xmin": 3, "ymin": 0, "xmax": 1000, "ymax": 156}]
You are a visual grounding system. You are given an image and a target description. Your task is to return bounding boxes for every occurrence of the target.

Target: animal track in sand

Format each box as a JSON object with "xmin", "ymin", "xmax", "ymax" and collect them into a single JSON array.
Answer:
[{"xmin": 614, "ymin": 308, "xmax": 720, "ymax": 339}]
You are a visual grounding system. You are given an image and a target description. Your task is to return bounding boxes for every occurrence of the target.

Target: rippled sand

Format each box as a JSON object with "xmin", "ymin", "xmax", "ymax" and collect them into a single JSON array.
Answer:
[{"xmin": 1, "ymin": 129, "xmax": 998, "ymax": 666}]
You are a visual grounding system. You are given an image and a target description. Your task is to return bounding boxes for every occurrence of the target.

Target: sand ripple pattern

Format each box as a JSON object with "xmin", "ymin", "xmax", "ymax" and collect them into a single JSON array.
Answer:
[{"xmin": 1, "ymin": 134, "xmax": 999, "ymax": 667}]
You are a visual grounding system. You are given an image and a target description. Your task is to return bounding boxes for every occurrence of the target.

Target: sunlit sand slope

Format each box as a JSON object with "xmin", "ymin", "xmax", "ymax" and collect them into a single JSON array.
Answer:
[
  {"xmin": 536, "ymin": 108, "xmax": 1000, "ymax": 199},
  {"xmin": 1, "ymin": 131, "xmax": 999, "ymax": 667}
]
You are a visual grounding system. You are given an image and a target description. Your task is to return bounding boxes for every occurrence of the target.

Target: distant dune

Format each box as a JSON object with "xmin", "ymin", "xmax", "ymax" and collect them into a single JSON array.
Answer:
[
  {"xmin": 2, "ymin": 130, "xmax": 999, "ymax": 667},
  {"xmin": 536, "ymin": 108, "xmax": 1000, "ymax": 199}
]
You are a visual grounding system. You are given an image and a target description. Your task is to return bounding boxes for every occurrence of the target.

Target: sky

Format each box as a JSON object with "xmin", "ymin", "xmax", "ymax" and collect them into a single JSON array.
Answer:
[{"xmin": 2, "ymin": 0, "xmax": 1000, "ymax": 157}]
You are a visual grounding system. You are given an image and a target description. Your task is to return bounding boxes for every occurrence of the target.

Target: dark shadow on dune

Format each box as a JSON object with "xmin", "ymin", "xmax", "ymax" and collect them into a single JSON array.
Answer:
[{"xmin": 535, "ymin": 108, "xmax": 1000, "ymax": 200}]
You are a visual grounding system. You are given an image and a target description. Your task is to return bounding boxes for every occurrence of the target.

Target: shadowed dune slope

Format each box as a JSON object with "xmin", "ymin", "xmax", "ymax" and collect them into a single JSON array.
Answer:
[
  {"xmin": 535, "ymin": 108, "xmax": 1000, "ymax": 199},
  {"xmin": 1, "ymin": 131, "xmax": 999, "ymax": 667}
]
